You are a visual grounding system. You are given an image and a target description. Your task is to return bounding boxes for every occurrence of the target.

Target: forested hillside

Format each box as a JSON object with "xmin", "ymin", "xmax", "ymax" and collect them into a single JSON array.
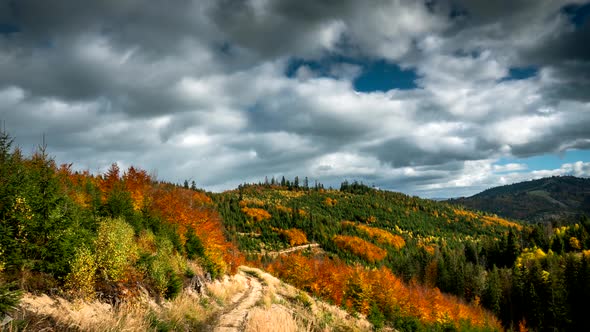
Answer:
[
  {"xmin": 3, "ymin": 128, "xmax": 590, "ymax": 331},
  {"xmin": 0, "ymin": 131, "xmax": 248, "ymax": 330},
  {"xmin": 449, "ymin": 176, "xmax": 590, "ymax": 223},
  {"xmin": 215, "ymin": 180, "xmax": 590, "ymax": 331}
]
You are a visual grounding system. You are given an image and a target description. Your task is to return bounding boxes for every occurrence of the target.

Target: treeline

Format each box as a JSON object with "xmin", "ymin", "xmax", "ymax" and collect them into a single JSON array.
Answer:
[
  {"xmin": 214, "ymin": 182, "xmax": 590, "ymax": 331},
  {"xmin": 237, "ymin": 175, "xmax": 327, "ymax": 192},
  {"xmin": 0, "ymin": 131, "xmax": 242, "ymax": 311}
]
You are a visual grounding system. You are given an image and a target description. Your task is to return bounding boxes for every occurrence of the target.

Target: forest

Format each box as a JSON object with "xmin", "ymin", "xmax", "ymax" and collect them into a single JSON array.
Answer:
[
  {"xmin": 2, "ymin": 128, "xmax": 590, "ymax": 331},
  {"xmin": 215, "ymin": 179, "xmax": 590, "ymax": 331},
  {"xmin": 0, "ymin": 131, "xmax": 244, "ymax": 329}
]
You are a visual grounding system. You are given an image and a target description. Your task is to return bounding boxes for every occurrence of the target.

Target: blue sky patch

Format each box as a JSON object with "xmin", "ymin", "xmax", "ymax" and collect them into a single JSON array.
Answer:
[
  {"xmin": 496, "ymin": 149, "xmax": 590, "ymax": 171},
  {"xmin": 353, "ymin": 60, "xmax": 418, "ymax": 92},
  {"xmin": 562, "ymin": 2, "xmax": 590, "ymax": 28},
  {"xmin": 0, "ymin": 23, "xmax": 19, "ymax": 34},
  {"xmin": 286, "ymin": 57, "xmax": 418, "ymax": 92},
  {"xmin": 501, "ymin": 66, "xmax": 538, "ymax": 81}
]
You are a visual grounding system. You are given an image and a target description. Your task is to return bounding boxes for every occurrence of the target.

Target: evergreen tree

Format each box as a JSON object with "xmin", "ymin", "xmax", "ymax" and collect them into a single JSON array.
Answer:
[{"xmin": 483, "ymin": 265, "xmax": 502, "ymax": 315}]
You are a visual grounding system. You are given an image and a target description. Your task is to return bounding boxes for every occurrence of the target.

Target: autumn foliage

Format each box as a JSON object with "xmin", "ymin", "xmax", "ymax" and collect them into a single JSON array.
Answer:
[
  {"xmin": 58, "ymin": 163, "xmax": 243, "ymax": 276},
  {"xmin": 123, "ymin": 166, "xmax": 152, "ymax": 211},
  {"xmin": 333, "ymin": 235, "xmax": 387, "ymax": 263},
  {"xmin": 241, "ymin": 206, "xmax": 272, "ymax": 222},
  {"xmin": 149, "ymin": 184, "xmax": 243, "ymax": 275},
  {"xmin": 273, "ymin": 228, "xmax": 308, "ymax": 246},
  {"xmin": 266, "ymin": 253, "xmax": 502, "ymax": 331},
  {"xmin": 343, "ymin": 221, "xmax": 406, "ymax": 249},
  {"xmin": 454, "ymin": 208, "xmax": 522, "ymax": 230}
]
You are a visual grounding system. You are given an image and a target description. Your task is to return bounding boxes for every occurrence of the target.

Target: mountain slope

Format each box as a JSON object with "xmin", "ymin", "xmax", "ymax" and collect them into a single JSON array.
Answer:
[
  {"xmin": 449, "ymin": 176, "xmax": 590, "ymax": 223},
  {"xmin": 214, "ymin": 183, "xmax": 519, "ymax": 331}
]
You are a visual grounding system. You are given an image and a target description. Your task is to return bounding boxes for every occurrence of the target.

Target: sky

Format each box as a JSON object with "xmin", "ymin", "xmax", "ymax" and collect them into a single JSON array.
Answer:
[{"xmin": 1, "ymin": 0, "xmax": 590, "ymax": 198}]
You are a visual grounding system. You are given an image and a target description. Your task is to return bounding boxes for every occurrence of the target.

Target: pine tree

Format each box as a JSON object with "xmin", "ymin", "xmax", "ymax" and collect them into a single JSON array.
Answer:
[
  {"xmin": 0, "ymin": 130, "xmax": 23, "ymax": 270},
  {"xmin": 483, "ymin": 265, "xmax": 502, "ymax": 314}
]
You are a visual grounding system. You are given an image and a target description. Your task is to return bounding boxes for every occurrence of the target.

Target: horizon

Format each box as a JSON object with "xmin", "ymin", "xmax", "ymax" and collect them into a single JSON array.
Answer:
[{"xmin": 1, "ymin": 1, "xmax": 589, "ymax": 198}]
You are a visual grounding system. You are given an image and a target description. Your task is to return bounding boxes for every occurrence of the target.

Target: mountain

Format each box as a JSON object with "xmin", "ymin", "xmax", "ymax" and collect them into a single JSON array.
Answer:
[{"xmin": 449, "ymin": 176, "xmax": 590, "ymax": 223}]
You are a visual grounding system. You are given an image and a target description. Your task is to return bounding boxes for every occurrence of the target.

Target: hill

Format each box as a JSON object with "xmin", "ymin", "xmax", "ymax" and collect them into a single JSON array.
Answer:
[
  {"xmin": 214, "ymin": 180, "xmax": 590, "ymax": 331},
  {"xmin": 3, "ymin": 128, "xmax": 590, "ymax": 331},
  {"xmin": 449, "ymin": 176, "xmax": 590, "ymax": 223},
  {"xmin": 0, "ymin": 131, "xmax": 369, "ymax": 331}
]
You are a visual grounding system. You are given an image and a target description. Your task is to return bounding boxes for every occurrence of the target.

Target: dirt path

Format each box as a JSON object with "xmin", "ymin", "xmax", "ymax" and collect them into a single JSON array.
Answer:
[
  {"xmin": 260, "ymin": 243, "xmax": 320, "ymax": 257},
  {"xmin": 213, "ymin": 274, "xmax": 263, "ymax": 332}
]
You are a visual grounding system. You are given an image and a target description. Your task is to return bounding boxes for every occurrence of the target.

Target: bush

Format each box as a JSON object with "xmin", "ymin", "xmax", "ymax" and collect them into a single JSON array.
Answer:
[
  {"xmin": 149, "ymin": 255, "xmax": 171, "ymax": 298},
  {"xmin": 367, "ymin": 303, "xmax": 385, "ymax": 329},
  {"xmin": 145, "ymin": 237, "xmax": 184, "ymax": 299},
  {"xmin": 65, "ymin": 246, "xmax": 97, "ymax": 300},
  {"xmin": 165, "ymin": 272, "xmax": 183, "ymax": 300},
  {"xmin": 95, "ymin": 217, "xmax": 137, "ymax": 282}
]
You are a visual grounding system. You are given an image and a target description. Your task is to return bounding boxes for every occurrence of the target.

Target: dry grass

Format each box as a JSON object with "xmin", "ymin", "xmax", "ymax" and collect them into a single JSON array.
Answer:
[
  {"xmin": 10, "ymin": 288, "xmax": 215, "ymax": 331},
  {"xmin": 244, "ymin": 305, "xmax": 298, "ymax": 332},
  {"xmin": 13, "ymin": 294, "xmax": 151, "ymax": 331},
  {"xmin": 240, "ymin": 266, "xmax": 372, "ymax": 332},
  {"xmin": 7, "ymin": 266, "xmax": 373, "ymax": 332},
  {"xmin": 149, "ymin": 292, "xmax": 214, "ymax": 330},
  {"xmin": 206, "ymin": 273, "xmax": 248, "ymax": 305}
]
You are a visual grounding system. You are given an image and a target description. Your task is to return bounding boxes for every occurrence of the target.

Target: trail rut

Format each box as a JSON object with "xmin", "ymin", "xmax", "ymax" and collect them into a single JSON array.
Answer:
[{"xmin": 213, "ymin": 273, "xmax": 263, "ymax": 332}]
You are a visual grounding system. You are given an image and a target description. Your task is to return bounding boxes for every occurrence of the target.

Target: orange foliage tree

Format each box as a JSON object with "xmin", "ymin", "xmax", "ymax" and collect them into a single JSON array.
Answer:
[
  {"xmin": 274, "ymin": 228, "xmax": 308, "ymax": 246},
  {"xmin": 343, "ymin": 222, "xmax": 406, "ymax": 250},
  {"xmin": 122, "ymin": 166, "xmax": 152, "ymax": 211},
  {"xmin": 266, "ymin": 253, "xmax": 502, "ymax": 331},
  {"xmin": 241, "ymin": 206, "xmax": 272, "ymax": 222},
  {"xmin": 333, "ymin": 235, "xmax": 387, "ymax": 263},
  {"xmin": 151, "ymin": 184, "xmax": 243, "ymax": 274},
  {"xmin": 56, "ymin": 164, "xmax": 98, "ymax": 208}
]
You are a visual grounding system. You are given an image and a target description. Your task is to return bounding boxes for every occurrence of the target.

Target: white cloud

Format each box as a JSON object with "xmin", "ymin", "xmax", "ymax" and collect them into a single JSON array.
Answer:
[{"xmin": 493, "ymin": 163, "xmax": 528, "ymax": 172}]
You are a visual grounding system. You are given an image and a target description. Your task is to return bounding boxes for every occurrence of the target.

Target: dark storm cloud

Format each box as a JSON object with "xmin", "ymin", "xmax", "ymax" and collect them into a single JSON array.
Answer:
[
  {"xmin": 0, "ymin": 0, "xmax": 219, "ymax": 54},
  {"xmin": 208, "ymin": 0, "xmax": 353, "ymax": 58},
  {"xmin": 430, "ymin": 0, "xmax": 590, "ymax": 101},
  {"xmin": 369, "ymin": 136, "xmax": 488, "ymax": 168}
]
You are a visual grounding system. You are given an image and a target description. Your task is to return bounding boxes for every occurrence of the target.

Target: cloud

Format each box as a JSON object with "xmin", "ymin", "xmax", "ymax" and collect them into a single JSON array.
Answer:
[{"xmin": 0, "ymin": 0, "xmax": 589, "ymax": 199}]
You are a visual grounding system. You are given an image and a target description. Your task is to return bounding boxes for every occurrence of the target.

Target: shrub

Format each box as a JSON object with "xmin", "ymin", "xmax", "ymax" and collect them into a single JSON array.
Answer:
[
  {"xmin": 65, "ymin": 246, "xmax": 97, "ymax": 300},
  {"xmin": 95, "ymin": 217, "xmax": 137, "ymax": 282},
  {"xmin": 149, "ymin": 254, "xmax": 171, "ymax": 298},
  {"xmin": 165, "ymin": 272, "xmax": 183, "ymax": 300}
]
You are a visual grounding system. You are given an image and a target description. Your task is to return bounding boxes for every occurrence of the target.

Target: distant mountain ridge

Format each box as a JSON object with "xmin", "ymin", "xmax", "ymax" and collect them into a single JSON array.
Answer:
[{"xmin": 449, "ymin": 176, "xmax": 590, "ymax": 223}]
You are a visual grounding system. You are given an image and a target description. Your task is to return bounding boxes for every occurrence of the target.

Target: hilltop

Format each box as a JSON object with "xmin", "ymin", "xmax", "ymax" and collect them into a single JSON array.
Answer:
[{"xmin": 449, "ymin": 176, "xmax": 590, "ymax": 223}]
